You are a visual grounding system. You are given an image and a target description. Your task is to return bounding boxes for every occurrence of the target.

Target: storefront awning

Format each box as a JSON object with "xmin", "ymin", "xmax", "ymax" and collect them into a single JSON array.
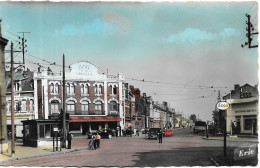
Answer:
[{"xmin": 70, "ymin": 116, "xmax": 121, "ymax": 122}]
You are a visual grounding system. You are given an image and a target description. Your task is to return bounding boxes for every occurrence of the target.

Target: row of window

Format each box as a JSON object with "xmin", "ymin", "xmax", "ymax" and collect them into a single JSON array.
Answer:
[
  {"xmin": 50, "ymin": 100, "xmax": 118, "ymax": 115},
  {"xmin": 7, "ymin": 100, "xmax": 34, "ymax": 112},
  {"xmin": 50, "ymin": 83, "xmax": 118, "ymax": 95}
]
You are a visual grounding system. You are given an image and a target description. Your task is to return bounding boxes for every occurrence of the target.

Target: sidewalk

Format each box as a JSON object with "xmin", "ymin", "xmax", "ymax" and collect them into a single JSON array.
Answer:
[
  {"xmin": 204, "ymin": 135, "xmax": 258, "ymax": 166},
  {"xmin": 202, "ymin": 134, "xmax": 258, "ymax": 143},
  {"xmin": 0, "ymin": 141, "xmax": 88, "ymax": 163}
]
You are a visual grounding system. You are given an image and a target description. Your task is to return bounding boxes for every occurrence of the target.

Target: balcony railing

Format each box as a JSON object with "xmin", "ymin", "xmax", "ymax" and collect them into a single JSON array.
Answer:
[
  {"xmin": 108, "ymin": 111, "xmax": 119, "ymax": 116},
  {"xmin": 69, "ymin": 111, "xmax": 106, "ymax": 115}
]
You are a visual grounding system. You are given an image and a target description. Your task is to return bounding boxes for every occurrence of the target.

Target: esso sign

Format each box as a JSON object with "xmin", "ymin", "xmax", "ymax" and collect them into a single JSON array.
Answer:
[{"xmin": 217, "ymin": 101, "xmax": 230, "ymax": 110}]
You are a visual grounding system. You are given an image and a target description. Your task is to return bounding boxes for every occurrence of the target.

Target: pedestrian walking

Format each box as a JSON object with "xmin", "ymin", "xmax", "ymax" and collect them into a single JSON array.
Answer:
[
  {"xmin": 93, "ymin": 134, "xmax": 97, "ymax": 149},
  {"xmin": 96, "ymin": 133, "xmax": 101, "ymax": 148},
  {"xmin": 67, "ymin": 132, "xmax": 73, "ymax": 149},
  {"xmin": 88, "ymin": 136, "xmax": 94, "ymax": 150},
  {"xmin": 158, "ymin": 130, "xmax": 163, "ymax": 143}
]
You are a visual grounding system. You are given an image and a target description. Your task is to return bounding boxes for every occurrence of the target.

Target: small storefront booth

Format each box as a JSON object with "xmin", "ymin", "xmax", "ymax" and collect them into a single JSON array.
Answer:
[{"xmin": 22, "ymin": 119, "xmax": 65, "ymax": 147}]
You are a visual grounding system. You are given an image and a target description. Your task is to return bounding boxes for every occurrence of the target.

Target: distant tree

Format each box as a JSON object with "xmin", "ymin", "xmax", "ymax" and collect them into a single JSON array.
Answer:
[{"xmin": 190, "ymin": 114, "xmax": 197, "ymax": 123}]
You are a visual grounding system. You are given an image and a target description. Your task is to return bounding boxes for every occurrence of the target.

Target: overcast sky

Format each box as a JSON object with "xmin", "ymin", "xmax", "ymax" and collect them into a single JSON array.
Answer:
[{"xmin": 0, "ymin": 1, "xmax": 258, "ymax": 121}]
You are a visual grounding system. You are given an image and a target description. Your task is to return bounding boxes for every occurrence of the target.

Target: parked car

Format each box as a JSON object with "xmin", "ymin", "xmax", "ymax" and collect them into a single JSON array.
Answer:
[
  {"xmin": 123, "ymin": 128, "xmax": 133, "ymax": 136},
  {"xmin": 141, "ymin": 128, "xmax": 149, "ymax": 134},
  {"xmin": 163, "ymin": 129, "xmax": 173, "ymax": 136},
  {"xmin": 98, "ymin": 129, "xmax": 114, "ymax": 139},
  {"xmin": 148, "ymin": 128, "xmax": 162, "ymax": 139}
]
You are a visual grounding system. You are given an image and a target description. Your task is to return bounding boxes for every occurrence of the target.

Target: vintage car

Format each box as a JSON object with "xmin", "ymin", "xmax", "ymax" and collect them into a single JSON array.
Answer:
[
  {"xmin": 148, "ymin": 128, "xmax": 162, "ymax": 139},
  {"xmin": 123, "ymin": 128, "xmax": 133, "ymax": 136},
  {"xmin": 98, "ymin": 129, "xmax": 114, "ymax": 139},
  {"xmin": 163, "ymin": 129, "xmax": 173, "ymax": 136}
]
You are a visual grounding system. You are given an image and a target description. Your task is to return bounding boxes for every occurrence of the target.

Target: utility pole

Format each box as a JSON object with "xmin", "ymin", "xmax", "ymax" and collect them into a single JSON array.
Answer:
[
  {"xmin": 10, "ymin": 42, "xmax": 15, "ymax": 156},
  {"xmin": 241, "ymin": 14, "xmax": 258, "ymax": 48},
  {"xmin": 62, "ymin": 54, "xmax": 66, "ymax": 148},
  {"xmin": 17, "ymin": 32, "xmax": 30, "ymax": 64}
]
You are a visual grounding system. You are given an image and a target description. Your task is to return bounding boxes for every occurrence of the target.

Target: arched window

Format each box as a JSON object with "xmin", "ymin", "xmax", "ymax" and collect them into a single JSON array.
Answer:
[
  {"xmin": 55, "ymin": 83, "xmax": 59, "ymax": 93},
  {"xmin": 95, "ymin": 84, "xmax": 98, "ymax": 94},
  {"xmin": 81, "ymin": 84, "xmax": 84, "ymax": 95},
  {"xmin": 81, "ymin": 100, "xmax": 89, "ymax": 115},
  {"xmin": 50, "ymin": 100, "xmax": 59, "ymax": 114},
  {"xmin": 95, "ymin": 101, "xmax": 103, "ymax": 114},
  {"xmin": 109, "ymin": 101, "xmax": 118, "ymax": 111},
  {"xmin": 84, "ymin": 85, "xmax": 89, "ymax": 94},
  {"xmin": 67, "ymin": 84, "xmax": 70, "ymax": 94},
  {"xmin": 98, "ymin": 85, "xmax": 102, "ymax": 94},
  {"xmin": 50, "ymin": 83, "xmax": 54, "ymax": 93},
  {"xmin": 67, "ymin": 100, "xmax": 75, "ymax": 114},
  {"xmin": 113, "ymin": 85, "xmax": 117, "ymax": 94},
  {"xmin": 109, "ymin": 85, "xmax": 113, "ymax": 94},
  {"xmin": 70, "ymin": 84, "xmax": 75, "ymax": 94}
]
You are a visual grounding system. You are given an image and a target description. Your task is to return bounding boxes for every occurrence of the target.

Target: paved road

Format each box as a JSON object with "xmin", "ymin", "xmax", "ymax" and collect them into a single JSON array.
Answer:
[{"xmin": 0, "ymin": 128, "xmax": 256, "ymax": 166}]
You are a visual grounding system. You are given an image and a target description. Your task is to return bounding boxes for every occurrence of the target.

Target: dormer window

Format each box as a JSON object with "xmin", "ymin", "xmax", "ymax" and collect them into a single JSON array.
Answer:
[{"xmin": 14, "ymin": 82, "xmax": 20, "ymax": 91}]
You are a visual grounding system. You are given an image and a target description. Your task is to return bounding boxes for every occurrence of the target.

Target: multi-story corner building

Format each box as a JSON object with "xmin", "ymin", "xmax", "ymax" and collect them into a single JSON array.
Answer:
[
  {"xmin": 34, "ymin": 61, "xmax": 125, "ymax": 136},
  {"xmin": 223, "ymin": 84, "xmax": 258, "ymax": 135},
  {"xmin": 5, "ymin": 68, "xmax": 35, "ymax": 138},
  {"xmin": 129, "ymin": 85, "xmax": 145, "ymax": 130},
  {"xmin": 124, "ymin": 83, "xmax": 137, "ymax": 129}
]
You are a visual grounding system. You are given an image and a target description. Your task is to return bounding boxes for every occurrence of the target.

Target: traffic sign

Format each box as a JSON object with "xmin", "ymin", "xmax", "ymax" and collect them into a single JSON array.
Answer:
[{"xmin": 216, "ymin": 101, "xmax": 230, "ymax": 110}]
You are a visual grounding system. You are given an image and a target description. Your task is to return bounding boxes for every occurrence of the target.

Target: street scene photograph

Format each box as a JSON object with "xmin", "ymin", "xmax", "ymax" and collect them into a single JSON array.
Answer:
[{"xmin": 0, "ymin": 0, "xmax": 258, "ymax": 167}]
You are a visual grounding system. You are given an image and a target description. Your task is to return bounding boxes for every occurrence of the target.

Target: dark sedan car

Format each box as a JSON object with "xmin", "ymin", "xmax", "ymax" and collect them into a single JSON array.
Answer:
[{"xmin": 98, "ymin": 129, "xmax": 114, "ymax": 139}]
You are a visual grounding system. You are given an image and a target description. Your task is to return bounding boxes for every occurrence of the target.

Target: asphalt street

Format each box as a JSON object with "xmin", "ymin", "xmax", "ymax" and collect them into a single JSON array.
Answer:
[{"xmin": 0, "ymin": 128, "xmax": 257, "ymax": 167}]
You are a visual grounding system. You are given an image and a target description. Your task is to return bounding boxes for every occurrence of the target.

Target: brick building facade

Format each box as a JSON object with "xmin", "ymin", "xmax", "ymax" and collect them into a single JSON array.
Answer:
[{"xmin": 33, "ymin": 61, "xmax": 125, "ymax": 136}]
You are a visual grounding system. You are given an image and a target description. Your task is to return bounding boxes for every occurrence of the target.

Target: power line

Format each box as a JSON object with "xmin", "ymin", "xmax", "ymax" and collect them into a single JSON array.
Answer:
[{"xmin": 126, "ymin": 77, "xmax": 229, "ymax": 89}]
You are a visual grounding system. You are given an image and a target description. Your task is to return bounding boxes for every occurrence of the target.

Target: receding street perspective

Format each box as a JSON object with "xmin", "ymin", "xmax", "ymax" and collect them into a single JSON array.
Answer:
[{"xmin": 0, "ymin": 1, "xmax": 258, "ymax": 167}]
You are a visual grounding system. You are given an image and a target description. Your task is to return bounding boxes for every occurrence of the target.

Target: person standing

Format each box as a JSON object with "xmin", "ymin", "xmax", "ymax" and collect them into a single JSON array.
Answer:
[
  {"xmin": 96, "ymin": 133, "xmax": 101, "ymax": 148},
  {"xmin": 93, "ymin": 134, "xmax": 97, "ymax": 149},
  {"xmin": 67, "ymin": 132, "xmax": 73, "ymax": 149},
  {"xmin": 158, "ymin": 130, "xmax": 163, "ymax": 143}
]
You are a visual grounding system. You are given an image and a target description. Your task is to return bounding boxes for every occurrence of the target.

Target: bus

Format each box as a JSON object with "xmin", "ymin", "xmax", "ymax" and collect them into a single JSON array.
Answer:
[{"xmin": 194, "ymin": 121, "xmax": 206, "ymax": 134}]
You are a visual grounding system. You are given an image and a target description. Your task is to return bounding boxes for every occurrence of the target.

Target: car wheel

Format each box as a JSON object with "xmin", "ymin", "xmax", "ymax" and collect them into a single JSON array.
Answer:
[{"xmin": 108, "ymin": 134, "xmax": 112, "ymax": 139}]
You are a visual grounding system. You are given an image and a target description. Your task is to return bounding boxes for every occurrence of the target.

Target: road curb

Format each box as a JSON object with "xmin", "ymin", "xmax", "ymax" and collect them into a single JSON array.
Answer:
[
  {"xmin": 202, "ymin": 137, "xmax": 258, "ymax": 143},
  {"xmin": 210, "ymin": 157, "xmax": 220, "ymax": 166},
  {"xmin": 0, "ymin": 146, "xmax": 89, "ymax": 164}
]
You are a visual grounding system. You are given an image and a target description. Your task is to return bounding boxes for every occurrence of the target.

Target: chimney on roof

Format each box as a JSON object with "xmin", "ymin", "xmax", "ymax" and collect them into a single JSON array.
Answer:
[{"xmin": 234, "ymin": 84, "xmax": 240, "ymax": 90}]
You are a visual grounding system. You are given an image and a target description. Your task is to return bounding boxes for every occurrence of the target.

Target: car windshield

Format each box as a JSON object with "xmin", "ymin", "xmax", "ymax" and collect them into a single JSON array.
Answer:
[{"xmin": 195, "ymin": 121, "xmax": 206, "ymax": 126}]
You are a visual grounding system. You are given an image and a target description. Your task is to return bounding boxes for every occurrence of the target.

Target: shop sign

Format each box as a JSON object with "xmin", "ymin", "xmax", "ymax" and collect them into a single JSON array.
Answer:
[
  {"xmin": 216, "ymin": 101, "xmax": 229, "ymax": 110},
  {"xmin": 234, "ymin": 146, "xmax": 257, "ymax": 160}
]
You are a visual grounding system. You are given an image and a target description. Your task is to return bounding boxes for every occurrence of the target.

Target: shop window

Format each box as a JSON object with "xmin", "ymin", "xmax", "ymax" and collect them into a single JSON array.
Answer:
[
  {"xmin": 39, "ymin": 124, "xmax": 51, "ymax": 139},
  {"xmin": 69, "ymin": 123, "xmax": 81, "ymax": 132},
  {"xmin": 244, "ymin": 118, "xmax": 256, "ymax": 130}
]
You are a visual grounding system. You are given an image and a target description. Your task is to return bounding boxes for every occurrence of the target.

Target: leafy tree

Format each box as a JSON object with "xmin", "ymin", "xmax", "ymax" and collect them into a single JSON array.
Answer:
[{"xmin": 190, "ymin": 114, "xmax": 197, "ymax": 123}]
